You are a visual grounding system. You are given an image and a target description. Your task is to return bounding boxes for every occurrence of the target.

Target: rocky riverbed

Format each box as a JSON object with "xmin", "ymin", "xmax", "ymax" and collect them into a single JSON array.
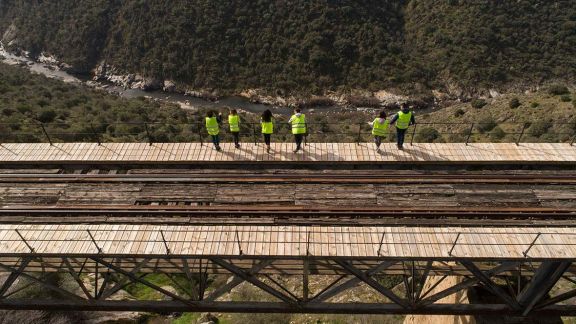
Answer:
[{"xmin": 0, "ymin": 44, "xmax": 439, "ymax": 116}]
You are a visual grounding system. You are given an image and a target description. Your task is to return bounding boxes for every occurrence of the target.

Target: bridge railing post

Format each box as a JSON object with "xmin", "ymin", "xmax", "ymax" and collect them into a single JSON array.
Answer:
[
  {"xmin": 160, "ymin": 230, "xmax": 171, "ymax": 255},
  {"xmin": 197, "ymin": 122, "xmax": 204, "ymax": 147},
  {"xmin": 448, "ymin": 232, "xmax": 461, "ymax": 256},
  {"xmin": 377, "ymin": 231, "xmax": 386, "ymax": 256},
  {"xmin": 522, "ymin": 232, "xmax": 541, "ymax": 257},
  {"xmin": 15, "ymin": 229, "xmax": 35, "ymax": 253},
  {"xmin": 306, "ymin": 230, "xmax": 311, "ymax": 256},
  {"xmin": 90, "ymin": 123, "xmax": 101, "ymax": 146},
  {"xmin": 235, "ymin": 230, "xmax": 243, "ymax": 255},
  {"xmin": 144, "ymin": 123, "xmax": 154, "ymax": 146},
  {"xmin": 410, "ymin": 123, "xmax": 418, "ymax": 146},
  {"xmin": 40, "ymin": 123, "xmax": 53, "ymax": 146},
  {"xmin": 516, "ymin": 123, "xmax": 528, "ymax": 146},
  {"xmin": 356, "ymin": 123, "xmax": 362, "ymax": 145},
  {"xmin": 465, "ymin": 123, "xmax": 474, "ymax": 146},
  {"xmin": 253, "ymin": 124, "xmax": 258, "ymax": 145},
  {"xmin": 87, "ymin": 230, "xmax": 102, "ymax": 253}
]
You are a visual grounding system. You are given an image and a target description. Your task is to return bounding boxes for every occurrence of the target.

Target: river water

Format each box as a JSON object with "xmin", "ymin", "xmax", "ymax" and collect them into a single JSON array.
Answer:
[{"xmin": 0, "ymin": 45, "xmax": 298, "ymax": 115}]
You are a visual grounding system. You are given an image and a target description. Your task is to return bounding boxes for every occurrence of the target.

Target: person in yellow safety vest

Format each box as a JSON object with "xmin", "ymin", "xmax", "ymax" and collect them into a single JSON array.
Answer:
[
  {"xmin": 369, "ymin": 110, "xmax": 389, "ymax": 153},
  {"xmin": 390, "ymin": 103, "xmax": 415, "ymax": 150},
  {"xmin": 228, "ymin": 109, "xmax": 241, "ymax": 149},
  {"xmin": 205, "ymin": 110, "xmax": 222, "ymax": 151},
  {"xmin": 288, "ymin": 108, "xmax": 307, "ymax": 153},
  {"xmin": 261, "ymin": 109, "xmax": 274, "ymax": 153}
]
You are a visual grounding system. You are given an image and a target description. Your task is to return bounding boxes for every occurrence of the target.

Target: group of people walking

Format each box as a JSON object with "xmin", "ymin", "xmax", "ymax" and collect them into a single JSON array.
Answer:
[
  {"xmin": 369, "ymin": 103, "xmax": 415, "ymax": 151},
  {"xmin": 205, "ymin": 108, "xmax": 307, "ymax": 153},
  {"xmin": 205, "ymin": 103, "xmax": 415, "ymax": 152}
]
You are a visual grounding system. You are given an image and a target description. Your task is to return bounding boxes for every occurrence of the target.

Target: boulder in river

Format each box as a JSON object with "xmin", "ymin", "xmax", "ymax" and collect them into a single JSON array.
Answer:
[
  {"xmin": 163, "ymin": 80, "xmax": 177, "ymax": 92},
  {"xmin": 139, "ymin": 78, "xmax": 163, "ymax": 91}
]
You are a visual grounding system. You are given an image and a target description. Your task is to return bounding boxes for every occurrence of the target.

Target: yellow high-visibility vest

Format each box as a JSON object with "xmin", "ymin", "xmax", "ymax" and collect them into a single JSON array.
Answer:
[
  {"xmin": 372, "ymin": 118, "xmax": 390, "ymax": 136},
  {"xmin": 261, "ymin": 119, "xmax": 274, "ymax": 134},
  {"xmin": 205, "ymin": 117, "xmax": 219, "ymax": 135},
  {"xmin": 290, "ymin": 114, "xmax": 307, "ymax": 135},
  {"xmin": 228, "ymin": 115, "xmax": 240, "ymax": 132},
  {"xmin": 396, "ymin": 111, "xmax": 413, "ymax": 130}
]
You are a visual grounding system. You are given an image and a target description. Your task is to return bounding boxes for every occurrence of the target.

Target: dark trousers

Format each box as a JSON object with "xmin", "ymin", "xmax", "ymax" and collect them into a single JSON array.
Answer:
[
  {"xmin": 211, "ymin": 135, "xmax": 220, "ymax": 147},
  {"xmin": 232, "ymin": 132, "xmax": 240, "ymax": 146},
  {"xmin": 396, "ymin": 128, "xmax": 407, "ymax": 147},
  {"xmin": 294, "ymin": 134, "xmax": 304, "ymax": 150},
  {"xmin": 374, "ymin": 135, "xmax": 382, "ymax": 148},
  {"xmin": 263, "ymin": 134, "xmax": 271, "ymax": 146}
]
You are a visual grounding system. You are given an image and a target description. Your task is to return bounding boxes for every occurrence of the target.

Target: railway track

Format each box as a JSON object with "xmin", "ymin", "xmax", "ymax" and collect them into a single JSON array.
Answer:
[
  {"xmin": 2, "ymin": 206, "xmax": 575, "ymax": 227},
  {"xmin": 2, "ymin": 172, "xmax": 576, "ymax": 184}
]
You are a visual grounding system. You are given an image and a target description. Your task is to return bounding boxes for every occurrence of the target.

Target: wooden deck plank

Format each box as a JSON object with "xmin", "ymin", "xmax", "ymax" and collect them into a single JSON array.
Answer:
[{"xmin": 0, "ymin": 225, "xmax": 575, "ymax": 259}]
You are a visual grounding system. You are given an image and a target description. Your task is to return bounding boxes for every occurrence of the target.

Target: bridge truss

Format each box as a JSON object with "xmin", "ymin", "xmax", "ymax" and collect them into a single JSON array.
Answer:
[
  {"xmin": 0, "ymin": 256, "xmax": 575, "ymax": 315},
  {"xmin": 0, "ymin": 224, "xmax": 575, "ymax": 315}
]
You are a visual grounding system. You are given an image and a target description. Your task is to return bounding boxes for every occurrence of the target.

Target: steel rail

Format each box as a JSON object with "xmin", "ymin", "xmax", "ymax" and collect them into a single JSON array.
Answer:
[
  {"xmin": 2, "ymin": 173, "xmax": 576, "ymax": 184},
  {"xmin": 1, "ymin": 207, "xmax": 575, "ymax": 227}
]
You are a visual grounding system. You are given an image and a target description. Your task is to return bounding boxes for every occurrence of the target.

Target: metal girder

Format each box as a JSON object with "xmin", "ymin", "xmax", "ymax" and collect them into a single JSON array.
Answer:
[
  {"xmin": 0, "ymin": 258, "xmax": 31, "ymax": 298},
  {"xmin": 0, "ymin": 300, "xmax": 575, "ymax": 315},
  {"xmin": 334, "ymin": 260, "xmax": 409, "ymax": 308},
  {"xmin": 209, "ymin": 258, "xmax": 298, "ymax": 305},
  {"xmin": 310, "ymin": 260, "xmax": 397, "ymax": 303},
  {"xmin": 419, "ymin": 261, "xmax": 521, "ymax": 306},
  {"xmin": 461, "ymin": 261, "xmax": 522, "ymax": 311},
  {"xmin": 517, "ymin": 261, "xmax": 572, "ymax": 315},
  {"xmin": 0, "ymin": 256, "xmax": 575, "ymax": 316},
  {"xmin": 99, "ymin": 258, "xmax": 150, "ymax": 299},
  {"xmin": 62, "ymin": 258, "xmax": 93, "ymax": 300},
  {"xmin": 90, "ymin": 257, "xmax": 198, "ymax": 307},
  {"xmin": 0, "ymin": 260, "xmax": 84, "ymax": 301},
  {"xmin": 204, "ymin": 259, "xmax": 274, "ymax": 302}
]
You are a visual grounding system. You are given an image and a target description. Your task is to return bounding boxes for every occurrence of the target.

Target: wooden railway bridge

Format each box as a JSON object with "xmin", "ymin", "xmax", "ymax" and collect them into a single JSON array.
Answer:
[
  {"xmin": 0, "ymin": 224, "xmax": 575, "ymax": 316},
  {"xmin": 0, "ymin": 142, "xmax": 575, "ymax": 317}
]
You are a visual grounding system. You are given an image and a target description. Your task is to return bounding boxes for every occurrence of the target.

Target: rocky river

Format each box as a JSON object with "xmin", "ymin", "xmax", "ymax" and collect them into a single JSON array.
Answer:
[{"xmin": 0, "ymin": 44, "xmax": 304, "ymax": 116}]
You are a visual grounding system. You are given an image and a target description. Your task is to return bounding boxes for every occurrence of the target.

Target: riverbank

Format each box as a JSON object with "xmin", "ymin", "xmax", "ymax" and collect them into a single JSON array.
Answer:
[{"xmin": 1, "ymin": 44, "xmax": 429, "ymax": 116}]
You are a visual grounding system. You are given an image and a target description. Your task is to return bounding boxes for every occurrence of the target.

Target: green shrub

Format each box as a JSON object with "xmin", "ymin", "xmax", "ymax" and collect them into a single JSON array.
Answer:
[
  {"xmin": 528, "ymin": 121, "xmax": 551, "ymax": 137},
  {"xmin": 476, "ymin": 117, "xmax": 497, "ymax": 133},
  {"xmin": 37, "ymin": 110, "xmax": 57, "ymax": 123},
  {"xmin": 490, "ymin": 126, "xmax": 506, "ymax": 141},
  {"xmin": 540, "ymin": 133, "xmax": 559, "ymax": 142},
  {"xmin": 531, "ymin": 102, "xmax": 540, "ymax": 108},
  {"xmin": 16, "ymin": 103, "xmax": 33, "ymax": 114},
  {"xmin": 297, "ymin": 96, "xmax": 335, "ymax": 108},
  {"xmin": 415, "ymin": 127, "xmax": 440, "ymax": 142},
  {"xmin": 454, "ymin": 108, "xmax": 465, "ymax": 117},
  {"xmin": 471, "ymin": 99, "xmax": 488, "ymax": 109},
  {"xmin": 347, "ymin": 96, "xmax": 381, "ymax": 108},
  {"xmin": 548, "ymin": 84, "xmax": 569, "ymax": 95},
  {"xmin": 509, "ymin": 98, "xmax": 521, "ymax": 109},
  {"xmin": 1, "ymin": 108, "xmax": 16, "ymax": 116},
  {"xmin": 560, "ymin": 95, "xmax": 572, "ymax": 102}
]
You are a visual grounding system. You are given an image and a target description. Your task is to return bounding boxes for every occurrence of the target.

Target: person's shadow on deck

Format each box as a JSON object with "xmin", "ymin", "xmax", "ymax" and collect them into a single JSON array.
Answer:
[
  {"xmin": 280, "ymin": 144, "xmax": 342, "ymax": 162},
  {"xmin": 382, "ymin": 144, "xmax": 448, "ymax": 162}
]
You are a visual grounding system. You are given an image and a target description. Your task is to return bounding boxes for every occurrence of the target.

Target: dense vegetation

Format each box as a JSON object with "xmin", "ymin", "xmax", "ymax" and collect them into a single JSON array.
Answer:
[
  {"xmin": 0, "ymin": 63, "xmax": 192, "ymax": 143},
  {"xmin": 1, "ymin": 0, "xmax": 574, "ymax": 94},
  {"xmin": 1, "ymin": 62, "xmax": 574, "ymax": 144}
]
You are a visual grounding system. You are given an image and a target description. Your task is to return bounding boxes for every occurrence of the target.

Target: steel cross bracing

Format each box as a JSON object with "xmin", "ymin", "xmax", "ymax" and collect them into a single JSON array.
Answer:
[{"xmin": 0, "ymin": 256, "xmax": 575, "ymax": 315}]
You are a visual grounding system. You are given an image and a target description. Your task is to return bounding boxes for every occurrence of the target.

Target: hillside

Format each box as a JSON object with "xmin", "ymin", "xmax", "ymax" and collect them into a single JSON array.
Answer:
[
  {"xmin": 1, "ymin": 0, "xmax": 574, "ymax": 96},
  {"xmin": 2, "ymin": 61, "xmax": 574, "ymax": 145}
]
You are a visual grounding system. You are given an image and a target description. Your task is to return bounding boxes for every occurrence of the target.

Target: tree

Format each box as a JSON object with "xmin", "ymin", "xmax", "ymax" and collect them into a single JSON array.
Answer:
[
  {"xmin": 509, "ymin": 98, "xmax": 521, "ymax": 109},
  {"xmin": 416, "ymin": 127, "xmax": 440, "ymax": 142},
  {"xmin": 548, "ymin": 84, "xmax": 569, "ymax": 96},
  {"xmin": 471, "ymin": 99, "xmax": 487, "ymax": 109}
]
